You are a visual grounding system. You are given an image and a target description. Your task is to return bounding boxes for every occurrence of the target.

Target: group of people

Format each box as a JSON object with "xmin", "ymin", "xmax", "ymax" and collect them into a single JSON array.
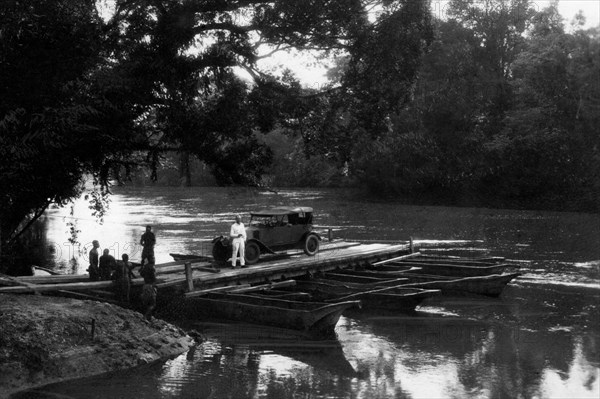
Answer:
[
  {"xmin": 83, "ymin": 217, "xmax": 248, "ymax": 319},
  {"xmin": 87, "ymin": 225, "xmax": 157, "ymax": 320}
]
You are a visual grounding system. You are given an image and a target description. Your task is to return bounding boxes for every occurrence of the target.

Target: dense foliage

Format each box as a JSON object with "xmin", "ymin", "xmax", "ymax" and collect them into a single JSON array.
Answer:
[
  {"xmin": 0, "ymin": 0, "xmax": 432, "ymax": 264},
  {"xmin": 1, "ymin": 1, "xmax": 597, "ymax": 270},
  {"xmin": 344, "ymin": 1, "xmax": 600, "ymax": 210}
]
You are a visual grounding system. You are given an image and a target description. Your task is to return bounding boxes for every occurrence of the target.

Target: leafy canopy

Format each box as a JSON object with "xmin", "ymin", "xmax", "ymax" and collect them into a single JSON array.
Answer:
[{"xmin": 0, "ymin": 0, "xmax": 434, "ymax": 254}]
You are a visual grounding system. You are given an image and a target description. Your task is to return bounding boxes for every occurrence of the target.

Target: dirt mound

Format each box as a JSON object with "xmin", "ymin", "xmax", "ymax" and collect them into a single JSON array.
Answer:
[{"xmin": 0, "ymin": 294, "xmax": 194, "ymax": 398}]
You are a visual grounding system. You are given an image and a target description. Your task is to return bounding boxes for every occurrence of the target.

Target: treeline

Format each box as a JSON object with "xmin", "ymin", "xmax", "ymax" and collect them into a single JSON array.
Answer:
[
  {"xmin": 1, "ymin": 0, "xmax": 597, "ymax": 269},
  {"xmin": 255, "ymin": 2, "xmax": 596, "ymax": 211},
  {"xmin": 348, "ymin": 2, "xmax": 599, "ymax": 211},
  {"xmin": 148, "ymin": 2, "xmax": 600, "ymax": 212},
  {"xmin": 1, "ymin": 0, "xmax": 434, "ymax": 264}
]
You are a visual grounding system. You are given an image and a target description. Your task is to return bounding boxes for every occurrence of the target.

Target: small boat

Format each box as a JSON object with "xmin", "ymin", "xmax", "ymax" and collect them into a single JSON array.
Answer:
[
  {"xmin": 314, "ymin": 272, "xmax": 409, "ymax": 288},
  {"xmin": 169, "ymin": 253, "xmax": 213, "ymax": 262},
  {"xmin": 251, "ymin": 289, "xmax": 314, "ymax": 301},
  {"xmin": 334, "ymin": 269, "xmax": 521, "ymax": 297},
  {"xmin": 371, "ymin": 257, "xmax": 518, "ymax": 277},
  {"xmin": 416, "ymin": 254, "xmax": 506, "ymax": 263},
  {"xmin": 293, "ymin": 280, "xmax": 440, "ymax": 312},
  {"xmin": 400, "ymin": 272, "xmax": 521, "ymax": 297},
  {"xmin": 187, "ymin": 293, "xmax": 359, "ymax": 336}
]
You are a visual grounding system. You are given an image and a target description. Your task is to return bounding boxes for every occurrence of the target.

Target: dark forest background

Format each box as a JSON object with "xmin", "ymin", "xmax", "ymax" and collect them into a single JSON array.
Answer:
[
  {"xmin": 126, "ymin": 1, "xmax": 599, "ymax": 212},
  {"xmin": 1, "ymin": 0, "xmax": 599, "ymax": 266}
]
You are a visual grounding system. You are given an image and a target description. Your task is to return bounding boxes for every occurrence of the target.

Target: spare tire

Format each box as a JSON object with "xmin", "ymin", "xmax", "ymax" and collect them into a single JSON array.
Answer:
[{"xmin": 212, "ymin": 239, "xmax": 230, "ymax": 263}]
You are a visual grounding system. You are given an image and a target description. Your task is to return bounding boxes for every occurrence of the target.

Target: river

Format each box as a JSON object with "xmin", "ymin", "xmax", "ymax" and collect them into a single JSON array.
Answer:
[{"xmin": 13, "ymin": 186, "xmax": 600, "ymax": 398}]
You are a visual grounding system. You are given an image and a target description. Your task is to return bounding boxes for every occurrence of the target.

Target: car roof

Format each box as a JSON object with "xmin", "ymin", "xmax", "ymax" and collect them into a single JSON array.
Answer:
[{"xmin": 250, "ymin": 206, "xmax": 313, "ymax": 216}]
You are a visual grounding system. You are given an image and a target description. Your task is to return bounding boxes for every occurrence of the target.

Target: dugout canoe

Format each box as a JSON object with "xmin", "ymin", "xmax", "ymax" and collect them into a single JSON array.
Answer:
[
  {"xmin": 187, "ymin": 293, "xmax": 359, "ymax": 335},
  {"xmin": 334, "ymin": 269, "xmax": 521, "ymax": 297},
  {"xmin": 370, "ymin": 257, "xmax": 518, "ymax": 277},
  {"xmin": 314, "ymin": 272, "xmax": 409, "ymax": 288},
  {"xmin": 169, "ymin": 253, "xmax": 213, "ymax": 262},
  {"xmin": 416, "ymin": 254, "xmax": 506, "ymax": 263},
  {"xmin": 399, "ymin": 272, "xmax": 521, "ymax": 296},
  {"xmin": 292, "ymin": 280, "xmax": 440, "ymax": 312},
  {"xmin": 250, "ymin": 289, "xmax": 314, "ymax": 301}
]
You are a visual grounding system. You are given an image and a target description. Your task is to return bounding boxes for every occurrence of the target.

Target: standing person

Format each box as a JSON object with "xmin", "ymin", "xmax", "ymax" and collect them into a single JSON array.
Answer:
[
  {"xmin": 113, "ymin": 254, "xmax": 133, "ymax": 303},
  {"xmin": 140, "ymin": 260, "xmax": 157, "ymax": 321},
  {"xmin": 230, "ymin": 215, "xmax": 246, "ymax": 268},
  {"xmin": 140, "ymin": 225, "xmax": 156, "ymax": 267},
  {"xmin": 88, "ymin": 240, "xmax": 100, "ymax": 281},
  {"xmin": 99, "ymin": 248, "xmax": 116, "ymax": 281}
]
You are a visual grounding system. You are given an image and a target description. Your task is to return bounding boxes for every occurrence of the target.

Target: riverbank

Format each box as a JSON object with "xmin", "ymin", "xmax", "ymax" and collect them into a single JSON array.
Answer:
[{"xmin": 0, "ymin": 294, "xmax": 196, "ymax": 398}]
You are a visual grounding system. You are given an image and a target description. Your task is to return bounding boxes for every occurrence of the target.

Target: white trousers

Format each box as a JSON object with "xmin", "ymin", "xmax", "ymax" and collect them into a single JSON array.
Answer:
[{"xmin": 232, "ymin": 238, "xmax": 245, "ymax": 266}]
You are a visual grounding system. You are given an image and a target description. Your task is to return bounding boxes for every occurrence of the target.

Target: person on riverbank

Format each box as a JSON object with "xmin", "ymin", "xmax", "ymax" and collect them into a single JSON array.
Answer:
[
  {"xmin": 87, "ymin": 240, "xmax": 100, "ymax": 281},
  {"xmin": 113, "ymin": 254, "xmax": 134, "ymax": 303},
  {"xmin": 140, "ymin": 260, "xmax": 157, "ymax": 321},
  {"xmin": 230, "ymin": 214, "xmax": 246, "ymax": 268},
  {"xmin": 140, "ymin": 225, "xmax": 156, "ymax": 268},
  {"xmin": 99, "ymin": 249, "xmax": 116, "ymax": 281}
]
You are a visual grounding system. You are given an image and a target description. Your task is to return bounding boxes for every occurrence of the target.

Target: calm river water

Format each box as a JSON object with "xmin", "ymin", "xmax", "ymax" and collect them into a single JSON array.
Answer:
[{"xmin": 14, "ymin": 187, "xmax": 600, "ymax": 399}]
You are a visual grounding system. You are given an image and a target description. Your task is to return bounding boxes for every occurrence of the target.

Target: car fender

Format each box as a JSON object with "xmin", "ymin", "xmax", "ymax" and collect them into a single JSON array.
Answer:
[
  {"xmin": 248, "ymin": 238, "xmax": 276, "ymax": 254},
  {"xmin": 301, "ymin": 232, "xmax": 322, "ymax": 242},
  {"xmin": 212, "ymin": 235, "xmax": 231, "ymax": 246}
]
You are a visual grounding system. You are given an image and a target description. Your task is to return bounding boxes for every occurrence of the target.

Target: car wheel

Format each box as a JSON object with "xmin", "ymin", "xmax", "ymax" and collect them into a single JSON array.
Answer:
[
  {"xmin": 303, "ymin": 234, "xmax": 320, "ymax": 256},
  {"xmin": 244, "ymin": 241, "xmax": 261, "ymax": 265}
]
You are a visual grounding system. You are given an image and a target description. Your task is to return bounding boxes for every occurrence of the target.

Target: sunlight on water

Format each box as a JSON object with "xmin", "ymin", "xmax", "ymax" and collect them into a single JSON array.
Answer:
[
  {"xmin": 540, "ymin": 339, "xmax": 600, "ymax": 398},
  {"xmin": 415, "ymin": 239, "xmax": 484, "ymax": 245},
  {"xmin": 415, "ymin": 306, "xmax": 463, "ymax": 317},
  {"xmin": 336, "ymin": 316, "xmax": 483, "ymax": 398},
  {"xmin": 516, "ymin": 275, "xmax": 600, "ymax": 291},
  {"xmin": 574, "ymin": 260, "xmax": 600, "ymax": 269},
  {"xmin": 258, "ymin": 354, "xmax": 307, "ymax": 375}
]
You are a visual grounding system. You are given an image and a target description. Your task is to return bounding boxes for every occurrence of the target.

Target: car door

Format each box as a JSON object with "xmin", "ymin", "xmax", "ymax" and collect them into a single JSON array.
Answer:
[
  {"xmin": 287, "ymin": 213, "xmax": 308, "ymax": 245},
  {"xmin": 272, "ymin": 214, "xmax": 293, "ymax": 246}
]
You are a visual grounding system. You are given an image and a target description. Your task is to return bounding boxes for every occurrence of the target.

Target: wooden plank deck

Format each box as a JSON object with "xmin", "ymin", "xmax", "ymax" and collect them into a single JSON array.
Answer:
[
  {"xmin": 157, "ymin": 243, "xmax": 411, "ymax": 294},
  {"xmin": 0, "ymin": 241, "xmax": 410, "ymax": 297}
]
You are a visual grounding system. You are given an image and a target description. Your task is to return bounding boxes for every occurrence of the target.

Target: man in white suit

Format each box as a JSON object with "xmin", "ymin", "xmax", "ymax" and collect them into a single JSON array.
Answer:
[{"xmin": 230, "ymin": 215, "xmax": 247, "ymax": 268}]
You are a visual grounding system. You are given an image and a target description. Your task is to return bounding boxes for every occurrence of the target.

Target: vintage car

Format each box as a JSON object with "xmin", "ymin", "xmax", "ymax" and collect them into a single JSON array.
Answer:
[{"xmin": 212, "ymin": 207, "xmax": 321, "ymax": 265}]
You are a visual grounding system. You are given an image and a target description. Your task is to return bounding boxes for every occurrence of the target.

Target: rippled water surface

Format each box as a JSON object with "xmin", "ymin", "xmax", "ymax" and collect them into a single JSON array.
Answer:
[{"xmin": 14, "ymin": 187, "xmax": 600, "ymax": 398}]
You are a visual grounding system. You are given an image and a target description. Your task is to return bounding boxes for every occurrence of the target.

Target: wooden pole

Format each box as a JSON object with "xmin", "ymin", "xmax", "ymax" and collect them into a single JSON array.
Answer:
[
  {"xmin": 371, "ymin": 252, "xmax": 421, "ymax": 267},
  {"xmin": 409, "ymin": 237, "xmax": 414, "ymax": 253},
  {"xmin": 328, "ymin": 228, "xmax": 332, "ymax": 242},
  {"xmin": 184, "ymin": 284, "xmax": 251, "ymax": 298},
  {"xmin": 228, "ymin": 280, "xmax": 296, "ymax": 293},
  {"xmin": 0, "ymin": 279, "xmax": 127, "ymax": 294},
  {"xmin": 0, "ymin": 272, "xmax": 41, "ymax": 295},
  {"xmin": 185, "ymin": 262, "xmax": 194, "ymax": 292}
]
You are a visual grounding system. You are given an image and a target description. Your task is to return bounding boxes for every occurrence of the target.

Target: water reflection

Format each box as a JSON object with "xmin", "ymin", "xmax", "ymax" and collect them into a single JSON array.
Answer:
[
  {"xmin": 337, "ymin": 305, "xmax": 599, "ymax": 399},
  {"xmin": 15, "ymin": 305, "xmax": 598, "ymax": 399}
]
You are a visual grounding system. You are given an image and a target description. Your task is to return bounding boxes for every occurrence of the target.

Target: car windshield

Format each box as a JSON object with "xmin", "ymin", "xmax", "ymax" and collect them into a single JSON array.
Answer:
[{"xmin": 250, "ymin": 214, "xmax": 289, "ymax": 227}]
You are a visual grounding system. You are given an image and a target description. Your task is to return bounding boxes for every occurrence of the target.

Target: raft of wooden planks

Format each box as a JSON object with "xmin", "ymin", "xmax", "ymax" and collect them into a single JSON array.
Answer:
[
  {"xmin": 0, "ymin": 245, "xmax": 521, "ymax": 303},
  {"xmin": 0, "ymin": 242, "xmax": 411, "ymax": 298}
]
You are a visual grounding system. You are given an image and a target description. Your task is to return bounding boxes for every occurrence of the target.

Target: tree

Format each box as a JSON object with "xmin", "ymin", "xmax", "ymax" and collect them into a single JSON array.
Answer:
[
  {"xmin": 0, "ymin": 0, "xmax": 111, "ymax": 266},
  {"xmin": 0, "ymin": 0, "xmax": 435, "ymax": 268},
  {"xmin": 344, "ymin": 1, "xmax": 599, "ymax": 210},
  {"xmin": 446, "ymin": 0, "xmax": 534, "ymax": 134},
  {"xmin": 489, "ymin": 4, "xmax": 600, "ymax": 208},
  {"xmin": 302, "ymin": 0, "xmax": 434, "ymax": 163}
]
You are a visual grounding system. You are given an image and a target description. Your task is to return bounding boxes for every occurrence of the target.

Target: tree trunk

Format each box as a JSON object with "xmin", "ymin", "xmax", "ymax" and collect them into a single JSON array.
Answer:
[{"xmin": 179, "ymin": 152, "xmax": 192, "ymax": 187}]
